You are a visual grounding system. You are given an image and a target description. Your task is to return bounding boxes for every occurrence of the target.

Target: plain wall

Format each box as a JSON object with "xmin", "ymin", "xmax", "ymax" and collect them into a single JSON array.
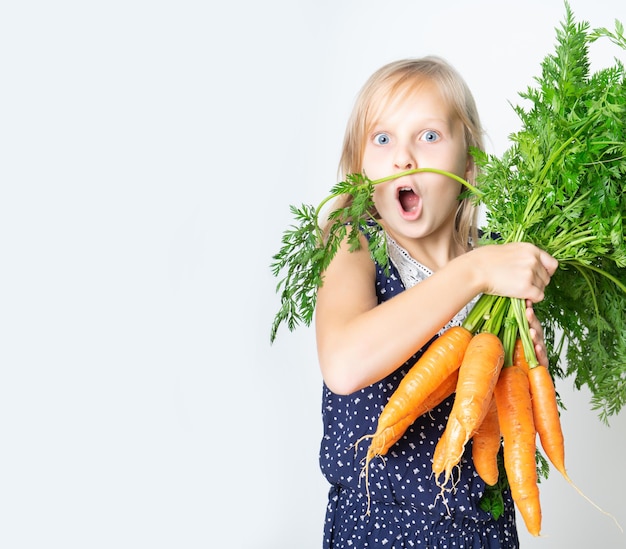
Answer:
[{"xmin": 1, "ymin": 0, "xmax": 625, "ymax": 547}]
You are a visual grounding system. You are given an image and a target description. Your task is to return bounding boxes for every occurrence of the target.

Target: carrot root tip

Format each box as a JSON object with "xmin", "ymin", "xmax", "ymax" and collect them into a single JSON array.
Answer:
[{"xmin": 563, "ymin": 473, "xmax": 623, "ymax": 533}]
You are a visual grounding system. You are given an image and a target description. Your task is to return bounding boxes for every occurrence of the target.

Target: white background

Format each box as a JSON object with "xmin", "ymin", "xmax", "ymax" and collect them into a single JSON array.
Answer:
[{"xmin": 2, "ymin": 1, "xmax": 626, "ymax": 547}]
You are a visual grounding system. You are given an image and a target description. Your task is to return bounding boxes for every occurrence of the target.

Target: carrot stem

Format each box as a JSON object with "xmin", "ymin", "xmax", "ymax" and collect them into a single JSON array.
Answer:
[
  {"xmin": 500, "ymin": 308, "xmax": 519, "ymax": 368},
  {"xmin": 511, "ymin": 297, "xmax": 537, "ymax": 369},
  {"xmin": 482, "ymin": 296, "xmax": 508, "ymax": 335},
  {"xmin": 462, "ymin": 293, "xmax": 499, "ymax": 333}
]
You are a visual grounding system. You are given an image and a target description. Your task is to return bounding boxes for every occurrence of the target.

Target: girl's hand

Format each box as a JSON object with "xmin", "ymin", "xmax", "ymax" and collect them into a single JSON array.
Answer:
[
  {"xmin": 471, "ymin": 242, "xmax": 559, "ymax": 303},
  {"xmin": 526, "ymin": 299, "xmax": 549, "ymax": 366}
]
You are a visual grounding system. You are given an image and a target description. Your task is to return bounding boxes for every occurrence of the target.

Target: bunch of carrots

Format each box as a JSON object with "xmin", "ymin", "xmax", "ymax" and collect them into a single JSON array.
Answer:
[{"xmin": 359, "ymin": 325, "xmax": 565, "ymax": 536}]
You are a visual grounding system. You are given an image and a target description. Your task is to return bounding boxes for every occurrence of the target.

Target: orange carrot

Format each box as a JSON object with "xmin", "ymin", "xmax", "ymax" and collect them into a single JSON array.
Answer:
[
  {"xmin": 419, "ymin": 368, "xmax": 460, "ymax": 417},
  {"xmin": 528, "ymin": 364, "xmax": 567, "ymax": 473},
  {"xmin": 512, "ymin": 339, "xmax": 530, "ymax": 373},
  {"xmin": 514, "ymin": 340, "xmax": 623, "ymax": 531},
  {"xmin": 432, "ymin": 332, "xmax": 504, "ymax": 486},
  {"xmin": 367, "ymin": 368, "xmax": 460, "ymax": 459},
  {"xmin": 363, "ymin": 326, "xmax": 472, "ymax": 461},
  {"xmin": 471, "ymin": 396, "xmax": 501, "ymax": 486},
  {"xmin": 494, "ymin": 364, "xmax": 541, "ymax": 537}
]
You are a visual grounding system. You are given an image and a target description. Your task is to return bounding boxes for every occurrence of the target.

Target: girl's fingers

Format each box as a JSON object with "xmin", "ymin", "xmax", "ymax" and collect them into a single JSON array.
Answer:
[
  {"xmin": 518, "ymin": 245, "xmax": 557, "ymax": 300},
  {"xmin": 535, "ymin": 342, "xmax": 549, "ymax": 367},
  {"xmin": 525, "ymin": 246, "xmax": 556, "ymax": 296},
  {"xmin": 529, "ymin": 329, "xmax": 548, "ymax": 366},
  {"xmin": 540, "ymin": 250, "xmax": 559, "ymax": 276},
  {"xmin": 526, "ymin": 301, "xmax": 549, "ymax": 366}
]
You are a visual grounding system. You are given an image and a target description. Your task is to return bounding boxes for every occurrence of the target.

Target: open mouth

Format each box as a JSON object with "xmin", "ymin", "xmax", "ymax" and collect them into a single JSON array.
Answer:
[{"xmin": 398, "ymin": 187, "xmax": 419, "ymax": 213}]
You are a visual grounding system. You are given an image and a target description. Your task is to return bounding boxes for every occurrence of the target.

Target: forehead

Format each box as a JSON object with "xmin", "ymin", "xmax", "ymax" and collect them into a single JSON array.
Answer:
[{"xmin": 368, "ymin": 78, "xmax": 453, "ymax": 127}]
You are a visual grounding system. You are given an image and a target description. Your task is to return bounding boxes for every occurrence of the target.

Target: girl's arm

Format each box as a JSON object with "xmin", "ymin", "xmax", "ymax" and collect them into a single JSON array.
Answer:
[{"xmin": 315, "ymin": 237, "xmax": 557, "ymax": 395}]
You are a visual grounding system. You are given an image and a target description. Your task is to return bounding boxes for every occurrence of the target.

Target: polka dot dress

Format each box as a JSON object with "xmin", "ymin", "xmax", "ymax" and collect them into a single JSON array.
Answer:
[{"xmin": 319, "ymin": 258, "xmax": 519, "ymax": 548}]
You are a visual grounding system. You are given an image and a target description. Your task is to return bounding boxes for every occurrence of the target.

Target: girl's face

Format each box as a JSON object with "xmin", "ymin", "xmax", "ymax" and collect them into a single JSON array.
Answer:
[{"xmin": 363, "ymin": 80, "xmax": 470, "ymax": 256}]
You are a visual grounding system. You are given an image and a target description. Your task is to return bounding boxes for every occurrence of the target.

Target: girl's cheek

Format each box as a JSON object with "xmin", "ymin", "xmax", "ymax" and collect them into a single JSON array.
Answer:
[
  {"xmin": 372, "ymin": 182, "xmax": 394, "ymax": 211},
  {"xmin": 361, "ymin": 152, "xmax": 376, "ymax": 175},
  {"xmin": 372, "ymin": 186, "xmax": 382, "ymax": 206},
  {"xmin": 363, "ymin": 144, "xmax": 389, "ymax": 171},
  {"xmin": 372, "ymin": 186, "xmax": 387, "ymax": 212}
]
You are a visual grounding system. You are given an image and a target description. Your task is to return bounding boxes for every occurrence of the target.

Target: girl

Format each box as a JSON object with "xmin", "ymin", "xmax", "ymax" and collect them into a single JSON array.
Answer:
[{"xmin": 315, "ymin": 57, "xmax": 558, "ymax": 548}]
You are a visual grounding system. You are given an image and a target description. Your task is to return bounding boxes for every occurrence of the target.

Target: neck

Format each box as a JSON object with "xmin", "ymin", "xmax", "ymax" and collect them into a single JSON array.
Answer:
[{"xmin": 385, "ymin": 229, "xmax": 463, "ymax": 272}]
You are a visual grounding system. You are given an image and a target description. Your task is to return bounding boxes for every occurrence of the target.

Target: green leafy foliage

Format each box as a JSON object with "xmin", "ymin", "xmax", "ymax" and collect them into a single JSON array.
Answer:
[
  {"xmin": 475, "ymin": 2, "xmax": 626, "ymax": 421},
  {"xmin": 270, "ymin": 173, "xmax": 387, "ymax": 343},
  {"xmin": 535, "ymin": 449, "xmax": 551, "ymax": 484}
]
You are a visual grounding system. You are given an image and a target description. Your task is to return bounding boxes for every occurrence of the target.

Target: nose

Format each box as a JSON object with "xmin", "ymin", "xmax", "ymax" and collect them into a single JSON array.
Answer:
[{"xmin": 394, "ymin": 145, "xmax": 416, "ymax": 171}]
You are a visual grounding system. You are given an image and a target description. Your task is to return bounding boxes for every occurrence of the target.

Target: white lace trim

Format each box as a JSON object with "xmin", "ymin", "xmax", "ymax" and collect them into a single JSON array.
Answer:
[{"xmin": 386, "ymin": 233, "xmax": 480, "ymax": 335}]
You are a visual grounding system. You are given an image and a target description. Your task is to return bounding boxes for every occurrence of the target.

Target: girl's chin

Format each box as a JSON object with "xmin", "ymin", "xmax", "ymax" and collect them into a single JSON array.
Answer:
[{"xmin": 384, "ymin": 219, "xmax": 429, "ymax": 241}]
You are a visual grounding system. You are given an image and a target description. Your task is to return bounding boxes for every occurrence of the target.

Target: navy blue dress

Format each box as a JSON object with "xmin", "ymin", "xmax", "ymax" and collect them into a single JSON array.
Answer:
[{"xmin": 319, "ymin": 255, "xmax": 518, "ymax": 548}]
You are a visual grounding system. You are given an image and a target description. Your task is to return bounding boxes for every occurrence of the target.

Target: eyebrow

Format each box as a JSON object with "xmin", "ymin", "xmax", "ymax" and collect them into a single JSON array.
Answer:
[{"xmin": 369, "ymin": 118, "xmax": 453, "ymax": 134}]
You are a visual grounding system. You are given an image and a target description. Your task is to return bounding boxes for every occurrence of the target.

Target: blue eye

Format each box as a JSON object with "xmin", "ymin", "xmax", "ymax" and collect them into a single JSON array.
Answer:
[
  {"xmin": 374, "ymin": 133, "xmax": 390, "ymax": 145},
  {"xmin": 422, "ymin": 130, "xmax": 440, "ymax": 142}
]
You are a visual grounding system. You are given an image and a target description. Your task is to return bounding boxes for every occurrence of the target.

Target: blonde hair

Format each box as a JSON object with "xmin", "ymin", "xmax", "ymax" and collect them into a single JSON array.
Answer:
[{"xmin": 332, "ymin": 56, "xmax": 485, "ymax": 250}]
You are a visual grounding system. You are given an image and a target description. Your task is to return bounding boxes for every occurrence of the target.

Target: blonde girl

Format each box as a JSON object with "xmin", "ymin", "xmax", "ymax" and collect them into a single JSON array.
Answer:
[{"xmin": 315, "ymin": 57, "xmax": 557, "ymax": 548}]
